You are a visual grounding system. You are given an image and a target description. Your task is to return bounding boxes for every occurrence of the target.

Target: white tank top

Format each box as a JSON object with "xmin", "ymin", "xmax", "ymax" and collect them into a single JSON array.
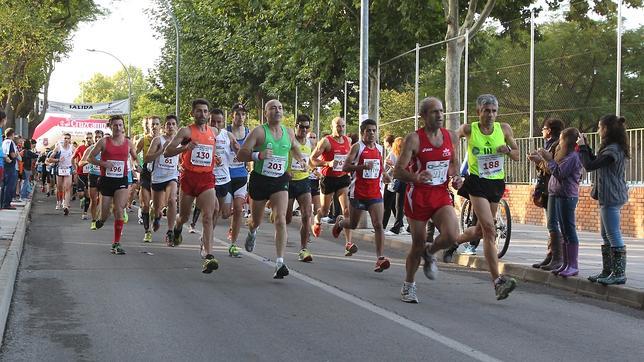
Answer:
[
  {"xmin": 58, "ymin": 145, "xmax": 74, "ymax": 169},
  {"xmin": 213, "ymin": 129, "xmax": 231, "ymax": 185},
  {"xmin": 151, "ymin": 136, "xmax": 179, "ymax": 184}
]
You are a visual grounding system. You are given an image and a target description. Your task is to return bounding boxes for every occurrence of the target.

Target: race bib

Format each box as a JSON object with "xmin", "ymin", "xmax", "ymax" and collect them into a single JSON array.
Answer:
[
  {"xmin": 477, "ymin": 154, "xmax": 504, "ymax": 178},
  {"xmin": 82, "ymin": 164, "xmax": 91, "ymax": 174},
  {"xmin": 190, "ymin": 145, "xmax": 214, "ymax": 167},
  {"xmin": 291, "ymin": 156, "xmax": 309, "ymax": 172},
  {"xmin": 262, "ymin": 155, "xmax": 287, "ymax": 177},
  {"xmin": 106, "ymin": 160, "xmax": 125, "ymax": 178},
  {"xmin": 425, "ymin": 160, "xmax": 449, "ymax": 185},
  {"xmin": 362, "ymin": 159, "xmax": 381, "ymax": 179},
  {"xmin": 332, "ymin": 154, "xmax": 347, "ymax": 172},
  {"xmin": 158, "ymin": 155, "xmax": 177, "ymax": 170},
  {"xmin": 90, "ymin": 164, "xmax": 100, "ymax": 174},
  {"xmin": 58, "ymin": 167, "xmax": 71, "ymax": 176}
]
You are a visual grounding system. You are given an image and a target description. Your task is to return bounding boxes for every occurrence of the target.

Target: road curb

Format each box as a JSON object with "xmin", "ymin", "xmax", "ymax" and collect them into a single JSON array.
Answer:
[
  {"xmin": 329, "ymin": 223, "xmax": 644, "ymax": 310},
  {"xmin": 0, "ymin": 200, "xmax": 32, "ymax": 342}
]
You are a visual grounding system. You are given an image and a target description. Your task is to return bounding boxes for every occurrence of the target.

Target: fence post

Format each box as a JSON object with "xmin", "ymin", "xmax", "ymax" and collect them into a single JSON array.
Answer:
[
  {"xmin": 529, "ymin": 9, "xmax": 535, "ymax": 139},
  {"xmin": 616, "ymin": 0, "xmax": 622, "ymax": 116},
  {"xmin": 414, "ymin": 43, "xmax": 420, "ymax": 130},
  {"xmin": 376, "ymin": 60, "xmax": 381, "ymax": 140}
]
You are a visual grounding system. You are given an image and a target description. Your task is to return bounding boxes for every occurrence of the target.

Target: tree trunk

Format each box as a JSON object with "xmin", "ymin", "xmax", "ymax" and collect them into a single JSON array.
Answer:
[
  {"xmin": 445, "ymin": 38, "xmax": 465, "ymax": 131},
  {"xmin": 368, "ymin": 67, "xmax": 379, "ymax": 122}
]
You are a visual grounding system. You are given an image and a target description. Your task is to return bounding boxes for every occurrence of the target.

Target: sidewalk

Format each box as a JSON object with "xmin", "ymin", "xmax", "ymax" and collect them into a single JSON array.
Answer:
[
  {"xmin": 0, "ymin": 198, "xmax": 32, "ymax": 342},
  {"xmin": 347, "ymin": 220, "xmax": 644, "ymax": 309}
]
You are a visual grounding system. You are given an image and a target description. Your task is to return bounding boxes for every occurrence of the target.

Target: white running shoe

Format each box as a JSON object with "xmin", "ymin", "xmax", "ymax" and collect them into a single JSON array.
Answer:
[{"xmin": 401, "ymin": 282, "xmax": 419, "ymax": 303}]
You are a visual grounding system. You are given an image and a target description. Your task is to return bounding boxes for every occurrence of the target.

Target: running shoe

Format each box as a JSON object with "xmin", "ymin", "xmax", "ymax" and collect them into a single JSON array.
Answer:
[
  {"xmin": 332, "ymin": 215, "xmax": 344, "ymax": 238},
  {"xmin": 202, "ymin": 254, "xmax": 219, "ymax": 274},
  {"xmin": 55, "ymin": 203, "xmax": 60, "ymax": 210},
  {"xmin": 442, "ymin": 247, "xmax": 456, "ymax": 263},
  {"xmin": 81, "ymin": 213, "xmax": 88, "ymax": 220},
  {"xmin": 110, "ymin": 243, "xmax": 126, "ymax": 255},
  {"xmin": 162, "ymin": 206, "xmax": 167, "ymax": 217},
  {"xmin": 401, "ymin": 282, "xmax": 419, "ymax": 303},
  {"xmin": 165, "ymin": 230, "xmax": 174, "ymax": 247},
  {"xmin": 95, "ymin": 220, "xmax": 104, "ymax": 229},
  {"xmin": 63, "ymin": 207, "xmax": 69, "ymax": 216},
  {"xmin": 494, "ymin": 276, "xmax": 517, "ymax": 301},
  {"xmin": 422, "ymin": 247, "xmax": 438, "ymax": 280},
  {"xmin": 173, "ymin": 227, "xmax": 183, "ymax": 246},
  {"xmin": 143, "ymin": 231, "xmax": 152, "ymax": 243},
  {"xmin": 90, "ymin": 221, "xmax": 97, "ymax": 230},
  {"xmin": 273, "ymin": 261, "xmax": 290, "ymax": 279},
  {"xmin": 228, "ymin": 244, "xmax": 242, "ymax": 258},
  {"xmin": 123, "ymin": 209, "xmax": 129, "ymax": 224},
  {"xmin": 188, "ymin": 224, "xmax": 196, "ymax": 234},
  {"xmin": 374, "ymin": 256, "xmax": 391, "ymax": 272},
  {"xmin": 461, "ymin": 244, "xmax": 477, "ymax": 255},
  {"xmin": 320, "ymin": 216, "xmax": 334, "ymax": 224},
  {"xmin": 311, "ymin": 222, "xmax": 322, "ymax": 238},
  {"xmin": 152, "ymin": 217, "xmax": 161, "ymax": 232},
  {"xmin": 244, "ymin": 229, "xmax": 256, "ymax": 252},
  {"xmin": 344, "ymin": 242, "xmax": 358, "ymax": 257},
  {"xmin": 384, "ymin": 230, "xmax": 398, "ymax": 236},
  {"xmin": 298, "ymin": 248, "xmax": 313, "ymax": 262}
]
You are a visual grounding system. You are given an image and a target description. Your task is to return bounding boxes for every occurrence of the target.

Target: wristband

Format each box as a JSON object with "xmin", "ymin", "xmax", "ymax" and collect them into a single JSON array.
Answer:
[{"xmin": 252, "ymin": 152, "xmax": 260, "ymax": 161}]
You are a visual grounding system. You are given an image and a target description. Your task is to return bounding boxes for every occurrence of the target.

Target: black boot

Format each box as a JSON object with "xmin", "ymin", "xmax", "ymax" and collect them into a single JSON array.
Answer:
[
  {"xmin": 532, "ymin": 233, "xmax": 553, "ymax": 268},
  {"xmin": 597, "ymin": 247, "xmax": 626, "ymax": 285},
  {"xmin": 588, "ymin": 244, "xmax": 611, "ymax": 283},
  {"xmin": 541, "ymin": 232, "xmax": 563, "ymax": 271}
]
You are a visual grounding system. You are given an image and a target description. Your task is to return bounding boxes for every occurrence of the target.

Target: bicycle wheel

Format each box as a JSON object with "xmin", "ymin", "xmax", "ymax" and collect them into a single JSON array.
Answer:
[
  {"xmin": 459, "ymin": 199, "xmax": 473, "ymax": 233},
  {"xmin": 495, "ymin": 199, "xmax": 512, "ymax": 258}
]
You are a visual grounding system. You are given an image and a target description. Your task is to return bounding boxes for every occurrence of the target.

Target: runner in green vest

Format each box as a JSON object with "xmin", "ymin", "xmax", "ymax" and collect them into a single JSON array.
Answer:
[
  {"xmin": 456, "ymin": 94, "xmax": 520, "ymax": 301},
  {"xmin": 237, "ymin": 99, "xmax": 306, "ymax": 279}
]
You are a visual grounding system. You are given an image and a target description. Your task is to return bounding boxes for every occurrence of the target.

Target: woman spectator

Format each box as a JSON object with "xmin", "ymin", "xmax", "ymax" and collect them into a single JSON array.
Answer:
[
  {"xmin": 528, "ymin": 118, "xmax": 564, "ymax": 270},
  {"xmin": 578, "ymin": 115, "xmax": 629, "ymax": 285}
]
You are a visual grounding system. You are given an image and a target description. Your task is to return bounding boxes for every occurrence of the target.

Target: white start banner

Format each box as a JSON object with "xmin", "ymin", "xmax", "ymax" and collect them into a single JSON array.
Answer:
[{"xmin": 47, "ymin": 99, "xmax": 129, "ymax": 120}]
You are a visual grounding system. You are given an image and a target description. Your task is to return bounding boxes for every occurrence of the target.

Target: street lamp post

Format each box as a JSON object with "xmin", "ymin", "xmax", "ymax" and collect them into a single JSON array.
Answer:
[
  {"xmin": 167, "ymin": 3, "xmax": 180, "ymax": 119},
  {"xmin": 87, "ymin": 48, "xmax": 132, "ymax": 136}
]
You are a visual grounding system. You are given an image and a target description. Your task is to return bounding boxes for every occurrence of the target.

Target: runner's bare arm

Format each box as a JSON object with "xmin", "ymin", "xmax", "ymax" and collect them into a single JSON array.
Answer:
[
  {"xmin": 228, "ymin": 132, "xmax": 240, "ymax": 153},
  {"xmin": 448, "ymin": 130, "xmax": 461, "ymax": 177},
  {"xmin": 499, "ymin": 123, "xmax": 520, "ymax": 161},
  {"xmin": 129, "ymin": 139, "xmax": 141, "ymax": 171},
  {"xmin": 341, "ymin": 143, "xmax": 363, "ymax": 172},
  {"xmin": 79, "ymin": 146, "xmax": 93, "ymax": 166},
  {"xmin": 135, "ymin": 137, "xmax": 145, "ymax": 154},
  {"xmin": 236, "ymin": 127, "xmax": 264, "ymax": 162},
  {"xmin": 393, "ymin": 132, "xmax": 419, "ymax": 183},
  {"xmin": 163, "ymin": 127, "xmax": 192, "ymax": 157},
  {"xmin": 308, "ymin": 137, "xmax": 331, "ymax": 168},
  {"xmin": 47, "ymin": 145, "xmax": 60, "ymax": 164},
  {"xmin": 143, "ymin": 137, "xmax": 162, "ymax": 163},
  {"xmin": 457, "ymin": 123, "xmax": 471, "ymax": 139},
  {"xmin": 288, "ymin": 129, "xmax": 305, "ymax": 164},
  {"xmin": 87, "ymin": 140, "xmax": 105, "ymax": 166}
]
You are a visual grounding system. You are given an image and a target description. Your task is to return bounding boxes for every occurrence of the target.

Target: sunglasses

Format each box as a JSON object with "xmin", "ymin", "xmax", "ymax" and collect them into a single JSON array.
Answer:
[
  {"xmin": 64, "ymin": 138, "xmax": 71, "ymax": 140},
  {"xmin": 298, "ymin": 124, "xmax": 310, "ymax": 129}
]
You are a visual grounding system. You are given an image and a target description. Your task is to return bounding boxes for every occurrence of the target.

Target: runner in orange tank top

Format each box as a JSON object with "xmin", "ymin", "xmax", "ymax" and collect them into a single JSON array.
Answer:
[{"xmin": 163, "ymin": 98, "xmax": 220, "ymax": 274}]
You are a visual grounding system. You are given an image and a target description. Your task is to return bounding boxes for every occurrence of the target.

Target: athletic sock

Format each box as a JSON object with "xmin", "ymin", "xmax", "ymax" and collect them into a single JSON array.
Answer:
[
  {"xmin": 142, "ymin": 212, "xmax": 150, "ymax": 231},
  {"xmin": 276, "ymin": 257, "xmax": 284, "ymax": 264},
  {"xmin": 114, "ymin": 219, "xmax": 124, "ymax": 243},
  {"xmin": 83, "ymin": 196, "xmax": 90, "ymax": 212}
]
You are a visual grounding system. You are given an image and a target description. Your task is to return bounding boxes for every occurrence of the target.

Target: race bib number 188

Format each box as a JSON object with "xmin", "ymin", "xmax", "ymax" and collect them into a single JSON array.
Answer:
[{"xmin": 477, "ymin": 154, "xmax": 504, "ymax": 178}]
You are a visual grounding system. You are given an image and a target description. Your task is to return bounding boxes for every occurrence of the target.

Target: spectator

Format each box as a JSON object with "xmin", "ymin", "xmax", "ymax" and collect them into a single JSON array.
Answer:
[
  {"xmin": 0, "ymin": 111, "xmax": 5, "ymax": 203},
  {"xmin": 578, "ymin": 115, "xmax": 630, "ymax": 285},
  {"xmin": 2, "ymin": 128, "xmax": 19, "ymax": 209},
  {"xmin": 20, "ymin": 139, "xmax": 38, "ymax": 199},
  {"xmin": 528, "ymin": 118, "xmax": 564, "ymax": 270},
  {"xmin": 386, "ymin": 137, "xmax": 407, "ymax": 235}
]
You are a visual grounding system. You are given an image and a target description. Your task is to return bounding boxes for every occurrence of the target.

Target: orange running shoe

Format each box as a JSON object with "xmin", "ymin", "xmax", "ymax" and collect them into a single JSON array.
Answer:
[
  {"xmin": 312, "ymin": 222, "xmax": 322, "ymax": 238},
  {"xmin": 344, "ymin": 241, "xmax": 358, "ymax": 256},
  {"xmin": 374, "ymin": 256, "xmax": 391, "ymax": 272},
  {"xmin": 332, "ymin": 215, "xmax": 344, "ymax": 238}
]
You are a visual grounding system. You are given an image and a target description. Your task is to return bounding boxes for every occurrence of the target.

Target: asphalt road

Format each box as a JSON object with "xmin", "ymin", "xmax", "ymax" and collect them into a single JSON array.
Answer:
[{"xmin": 2, "ymin": 192, "xmax": 644, "ymax": 361}]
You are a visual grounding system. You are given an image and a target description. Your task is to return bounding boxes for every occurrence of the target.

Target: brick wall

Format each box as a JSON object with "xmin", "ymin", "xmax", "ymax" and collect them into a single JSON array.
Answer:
[{"xmin": 502, "ymin": 185, "xmax": 644, "ymax": 238}]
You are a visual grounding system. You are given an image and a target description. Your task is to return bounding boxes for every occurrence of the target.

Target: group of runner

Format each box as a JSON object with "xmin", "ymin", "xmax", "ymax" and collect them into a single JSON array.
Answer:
[{"xmin": 53, "ymin": 93, "xmax": 520, "ymax": 302}]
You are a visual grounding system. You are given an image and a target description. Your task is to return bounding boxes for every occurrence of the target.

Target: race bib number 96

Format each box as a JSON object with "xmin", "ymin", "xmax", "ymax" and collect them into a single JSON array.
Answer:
[
  {"xmin": 190, "ymin": 145, "xmax": 214, "ymax": 167},
  {"xmin": 333, "ymin": 154, "xmax": 347, "ymax": 172},
  {"xmin": 262, "ymin": 155, "xmax": 287, "ymax": 177}
]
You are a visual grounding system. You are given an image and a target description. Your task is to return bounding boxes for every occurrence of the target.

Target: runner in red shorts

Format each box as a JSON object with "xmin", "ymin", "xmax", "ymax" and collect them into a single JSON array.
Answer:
[
  {"xmin": 332, "ymin": 119, "xmax": 391, "ymax": 272},
  {"xmin": 163, "ymin": 98, "xmax": 220, "ymax": 274},
  {"xmin": 393, "ymin": 97, "xmax": 463, "ymax": 303}
]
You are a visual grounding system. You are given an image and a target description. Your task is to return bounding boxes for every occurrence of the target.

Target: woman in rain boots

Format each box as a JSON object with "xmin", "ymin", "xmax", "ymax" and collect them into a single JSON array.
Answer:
[
  {"xmin": 578, "ymin": 115, "xmax": 630, "ymax": 285},
  {"xmin": 528, "ymin": 118, "xmax": 564, "ymax": 270},
  {"xmin": 532, "ymin": 128, "xmax": 583, "ymax": 277}
]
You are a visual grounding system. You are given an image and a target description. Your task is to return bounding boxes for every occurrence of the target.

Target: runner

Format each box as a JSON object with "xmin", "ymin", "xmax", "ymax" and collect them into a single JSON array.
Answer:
[
  {"xmin": 309, "ymin": 117, "xmax": 356, "ymax": 256},
  {"xmin": 136, "ymin": 116, "xmax": 161, "ymax": 242},
  {"xmin": 237, "ymin": 99, "xmax": 305, "ymax": 279},
  {"xmin": 73, "ymin": 132, "xmax": 94, "ymax": 220},
  {"xmin": 163, "ymin": 98, "xmax": 220, "ymax": 274},
  {"xmin": 286, "ymin": 115, "xmax": 314, "ymax": 262},
  {"xmin": 392, "ymin": 97, "xmax": 462, "ymax": 303},
  {"xmin": 456, "ymin": 94, "xmax": 520, "ymax": 300},
  {"xmin": 144, "ymin": 115, "xmax": 180, "ymax": 246},
  {"xmin": 307, "ymin": 131, "xmax": 322, "ymax": 219},
  {"xmin": 80, "ymin": 129, "xmax": 105, "ymax": 230},
  {"xmin": 210, "ymin": 109, "xmax": 240, "ymax": 256},
  {"xmin": 332, "ymin": 118, "xmax": 391, "ymax": 271},
  {"xmin": 47, "ymin": 133, "xmax": 75, "ymax": 215},
  {"xmin": 87, "ymin": 115, "xmax": 140, "ymax": 255},
  {"xmin": 225, "ymin": 103, "xmax": 251, "ymax": 253}
]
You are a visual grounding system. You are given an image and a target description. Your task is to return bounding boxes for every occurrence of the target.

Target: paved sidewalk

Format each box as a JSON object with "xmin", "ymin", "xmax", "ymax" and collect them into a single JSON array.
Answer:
[{"xmin": 344, "ymin": 220, "xmax": 644, "ymax": 309}]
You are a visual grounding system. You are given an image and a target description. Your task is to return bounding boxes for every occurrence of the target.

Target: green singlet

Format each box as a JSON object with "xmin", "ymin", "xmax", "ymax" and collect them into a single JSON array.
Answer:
[
  {"xmin": 253, "ymin": 124, "xmax": 291, "ymax": 178},
  {"xmin": 467, "ymin": 122, "xmax": 506, "ymax": 180}
]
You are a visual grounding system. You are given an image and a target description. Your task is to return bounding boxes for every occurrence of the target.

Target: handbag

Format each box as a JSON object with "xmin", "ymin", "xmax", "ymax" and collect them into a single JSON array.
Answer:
[{"xmin": 532, "ymin": 176, "xmax": 548, "ymax": 208}]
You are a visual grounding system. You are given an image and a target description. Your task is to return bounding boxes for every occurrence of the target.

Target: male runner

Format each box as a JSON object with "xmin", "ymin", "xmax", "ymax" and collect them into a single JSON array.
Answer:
[
  {"xmin": 286, "ymin": 115, "xmax": 314, "ymax": 262},
  {"xmin": 88, "ymin": 116, "xmax": 140, "ymax": 255},
  {"xmin": 80, "ymin": 129, "xmax": 105, "ymax": 229},
  {"xmin": 48, "ymin": 133, "xmax": 75, "ymax": 215},
  {"xmin": 163, "ymin": 99, "xmax": 220, "ymax": 274},
  {"xmin": 210, "ymin": 109, "xmax": 240, "ymax": 256},
  {"xmin": 392, "ymin": 97, "xmax": 462, "ymax": 303},
  {"xmin": 306, "ymin": 131, "xmax": 322, "ymax": 218},
  {"xmin": 309, "ymin": 117, "xmax": 355, "ymax": 256},
  {"xmin": 225, "ymin": 103, "xmax": 251, "ymax": 252},
  {"xmin": 456, "ymin": 94, "xmax": 520, "ymax": 300},
  {"xmin": 144, "ymin": 115, "xmax": 180, "ymax": 246},
  {"xmin": 137, "ymin": 116, "xmax": 161, "ymax": 242},
  {"xmin": 73, "ymin": 132, "xmax": 94, "ymax": 219},
  {"xmin": 332, "ymin": 119, "xmax": 391, "ymax": 271},
  {"xmin": 237, "ymin": 99, "xmax": 305, "ymax": 279}
]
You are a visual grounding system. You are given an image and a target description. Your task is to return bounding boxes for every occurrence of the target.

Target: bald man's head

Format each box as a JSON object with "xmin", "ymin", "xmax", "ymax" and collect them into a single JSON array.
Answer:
[
  {"xmin": 331, "ymin": 117, "xmax": 346, "ymax": 136},
  {"xmin": 264, "ymin": 99, "xmax": 283, "ymax": 123}
]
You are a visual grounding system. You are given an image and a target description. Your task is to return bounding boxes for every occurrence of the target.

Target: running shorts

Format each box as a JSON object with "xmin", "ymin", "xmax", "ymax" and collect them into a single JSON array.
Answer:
[
  {"xmin": 140, "ymin": 168, "xmax": 152, "ymax": 191},
  {"xmin": 230, "ymin": 177, "xmax": 248, "ymax": 199},
  {"xmin": 89, "ymin": 174, "xmax": 100, "ymax": 188},
  {"xmin": 320, "ymin": 175, "xmax": 350, "ymax": 195},
  {"xmin": 288, "ymin": 178, "xmax": 311, "ymax": 199},
  {"xmin": 180, "ymin": 170, "xmax": 215, "ymax": 197},
  {"xmin": 77, "ymin": 175, "xmax": 88, "ymax": 191},
  {"xmin": 248, "ymin": 172, "xmax": 289, "ymax": 201},
  {"xmin": 309, "ymin": 178, "xmax": 320, "ymax": 196},
  {"xmin": 216, "ymin": 181, "xmax": 231, "ymax": 199},
  {"xmin": 404, "ymin": 185, "xmax": 453, "ymax": 222},
  {"xmin": 350, "ymin": 198, "xmax": 383, "ymax": 211},
  {"xmin": 151, "ymin": 179, "xmax": 178, "ymax": 192},
  {"xmin": 457, "ymin": 174, "xmax": 505, "ymax": 204},
  {"xmin": 99, "ymin": 176, "xmax": 129, "ymax": 197}
]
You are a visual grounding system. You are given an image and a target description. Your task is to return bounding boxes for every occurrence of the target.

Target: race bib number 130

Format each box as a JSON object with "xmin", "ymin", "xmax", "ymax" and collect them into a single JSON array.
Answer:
[{"xmin": 190, "ymin": 145, "xmax": 214, "ymax": 167}]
